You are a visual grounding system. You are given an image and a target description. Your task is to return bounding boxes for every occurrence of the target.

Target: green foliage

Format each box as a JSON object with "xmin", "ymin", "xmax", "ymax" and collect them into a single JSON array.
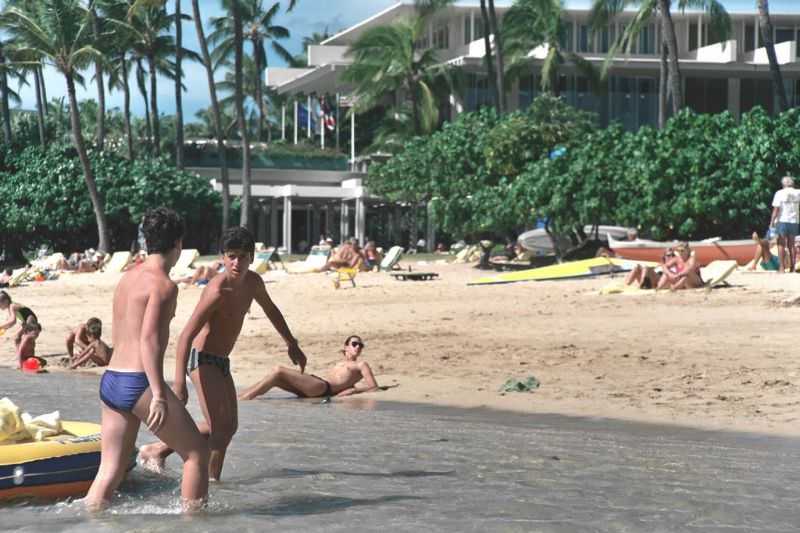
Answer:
[
  {"xmin": 0, "ymin": 144, "xmax": 221, "ymax": 252},
  {"xmin": 369, "ymin": 97, "xmax": 800, "ymax": 242}
]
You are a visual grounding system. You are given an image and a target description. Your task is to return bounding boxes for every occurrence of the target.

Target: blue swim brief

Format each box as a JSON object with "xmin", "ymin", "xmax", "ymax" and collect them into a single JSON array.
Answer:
[
  {"xmin": 776, "ymin": 222, "xmax": 799, "ymax": 237},
  {"xmin": 99, "ymin": 370, "xmax": 150, "ymax": 412}
]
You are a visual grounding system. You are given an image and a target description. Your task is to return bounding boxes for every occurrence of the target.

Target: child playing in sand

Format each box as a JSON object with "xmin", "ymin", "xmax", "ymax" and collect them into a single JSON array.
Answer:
[
  {"xmin": 85, "ymin": 207, "xmax": 210, "ymax": 513},
  {"xmin": 66, "ymin": 318, "xmax": 112, "ymax": 369},
  {"xmin": 16, "ymin": 321, "xmax": 44, "ymax": 370},
  {"xmin": 138, "ymin": 226, "xmax": 307, "ymax": 481},
  {"xmin": 0, "ymin": 290, "xmax": 39, "ymax": 342},
  {"xmin": 239, "ymin": 334, "xmax": 379, "ymax": 400}
]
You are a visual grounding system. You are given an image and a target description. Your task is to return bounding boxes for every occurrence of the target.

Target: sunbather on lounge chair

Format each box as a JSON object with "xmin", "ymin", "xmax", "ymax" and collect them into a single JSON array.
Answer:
[
  {"xmin": 239, "ymin": 335, "xmax": 378, "ymax": 400},
  {"xmin": 748, "ymin": 231, "xmax": 782, "ymax": 271},
  {"xmin": 316, "ymin": 240, "xmax": 361, "ymax": 272},
  {"xmin": 176, "ymin": 261, "xmax": 224, "ymax": 286}
]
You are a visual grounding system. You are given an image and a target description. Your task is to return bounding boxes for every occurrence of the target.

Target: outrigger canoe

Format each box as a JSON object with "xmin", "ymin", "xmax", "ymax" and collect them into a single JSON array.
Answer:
[
  {"xmin": 608, "ymin": 234, "xmax": 753, "ymax": 267},
  {"xmin": 0, "ymin": 421, "xmax": 133, "ymax": 500}
]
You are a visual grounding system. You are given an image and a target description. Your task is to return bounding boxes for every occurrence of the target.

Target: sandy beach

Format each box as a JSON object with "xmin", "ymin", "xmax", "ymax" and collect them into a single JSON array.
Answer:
[{"xmin": 4, "ymin": 260, "xmax": 800, "ymax": 437}]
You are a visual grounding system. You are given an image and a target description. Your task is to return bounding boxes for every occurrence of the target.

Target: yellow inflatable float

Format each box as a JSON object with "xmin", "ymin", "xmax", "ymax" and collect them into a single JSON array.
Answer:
[{"xmin": 0, "ymin": 421, "xmax": 105, "ymax": 500}]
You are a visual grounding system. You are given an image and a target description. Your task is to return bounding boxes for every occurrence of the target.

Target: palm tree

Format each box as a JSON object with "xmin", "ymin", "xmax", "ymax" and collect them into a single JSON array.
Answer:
[
  {"xmin": 209, "ymin": 0, "xmax": 291, "ymax": 143},
  {"xmin": 590, "ymin": 0, "xmax": 730, "ymax": 126},
  {"xmin": 479, "ymin": 0, "xmax": 498, "ymax": 108},
  {"xmin": 757, "ymin": 0, "xmax": 788, "ymax": 112},
  {"xmin": 88, "ymin": 1, "xmax": 106, "ymax": 149},
  {"xmin": 487, "ymin": 0, "xmax": 506, "ymax": 111},
  {"xmin": 134, "ymin": 53, "xmax": 152, "ymax": 147},
  {"xmin": 0, "ymin": 43, "xmax": 12, "ymax": 143},
  {"xmin": 341, "ymin": 16, "xmax": 455, "ymax": 137},
  {"xmin": 174, "ymin": 0, "xmax": 184, "ymax": 168},
  {"xmin": 100, "ymin": 0, "xmax": 138, "ymax": 159},
  {"xmin": 192, "ymin": 0, "xmax": 231, "ymax": 230},
  {"xmin": 216, "ymin": 53, "xmax": 279, "ymax": 139},
  {"xmin": 2, "ymin": 0, "xmax": 111, "ymax": 252},
  {"xmin": 231, "ymin": 0, "xmax": 252, "ymax": 229}
]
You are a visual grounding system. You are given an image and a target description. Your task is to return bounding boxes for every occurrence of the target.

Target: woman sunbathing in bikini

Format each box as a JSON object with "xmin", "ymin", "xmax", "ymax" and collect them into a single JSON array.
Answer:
[
  {"xmin": 656, "ymin": 242, "xmax": 703, "ymax": 290},
  {"xmin": 238, "ymin": 335, "xmax": 379, "ymax": 400}
]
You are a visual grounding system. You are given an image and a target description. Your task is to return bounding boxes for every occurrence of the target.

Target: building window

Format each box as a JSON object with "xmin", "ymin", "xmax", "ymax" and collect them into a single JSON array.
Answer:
[
  {"xmin": 637, "ymin": 24, "xmax": 655, "ymax": 54},
  {"xmin": 433, "ymin": 22, "xmax": 449, "ymax": 49},
  {"xmin": 578, "ymin": 25, "xmax": 594, "ymax": 53},
  {"xmin": 599, "ymin": 26, "xmax": 615, "ymax": 53},
  {"xmin": 518, "ymin": 74, "xmax": 538, "ymax": 109},
  {"xmin": 474, "ymin": 16, "xmax": 485, "ymax": 41},
  {"xmin": 686, "ymin": 78, "xmax": 728, "ymax": 114},
  {"xmin": 741, "ymin": 78, "xmax": 773, "ymax": 115},
  {"xmin": 465, "ymin": 73, "xmax": 490, "ymax": 111},
  {"xmin": 464, "ymin": 16, "xmax": 471, "ymax": 44},
  {"xmin": 560, "ymin": 21, "xmax": 573, "ymax": 52},
  {"xmin": 776, "ymin": 28, "xmax": 794, "ymax": 44},
  {"xmin": 702, "ymin": 22, "xmax": 727, "ymax": 46},
  {"xmin": 689, "ymin": 22, "xmax": 699, "ymax": 51},
  {"xmin": 745, "ymin": 23, "xmax": 756, "ymax": 52}
]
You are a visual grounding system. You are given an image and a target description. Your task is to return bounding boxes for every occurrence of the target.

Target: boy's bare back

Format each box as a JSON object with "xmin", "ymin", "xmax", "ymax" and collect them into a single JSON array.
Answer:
[{"xmin": 111, "ymin": 266, "xmax": 177, "ymax": 371}]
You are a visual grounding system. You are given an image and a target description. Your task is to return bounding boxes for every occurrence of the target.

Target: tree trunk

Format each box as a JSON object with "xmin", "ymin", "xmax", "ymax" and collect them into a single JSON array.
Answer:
[
  {"xmin": 91, "ymin": 6, "xmax": 105, "ymax": 150},
  {"xmin": 658, "ymin": 0, "xmax": 683, "ymax": 113},
  {"xmin": 121, "ymin": 55, "xmax": 134, "ymax": 160},
  {"xmin": 147, "ymin": 53, "xmax": 160, "ymax": 156},
  {"xmin": 253, "ymin": 40, "xmax": 265, "ymax": 143},
  {"xmin": 33, "ymin": 67, "xmax": 46, "ymax": 146},
  {"xmin": 136, "ymin": 58, "xmax": 152, "ymax": 151},
  {"xmin": 479, "ymin": 0, "xmax": 498, "ymax": 109},
  {"xmin": 659, "ymin": 39, "xmax": 668, "ymax": 128},
  {"xmin": 487, "ymin": 0, "xmax": 505, "ymax": 112},
  {"xmin": 0, "ymin": 47, "xmax": 10, "ymax": 144},
  {"xmin": 66, "ymin": 72, "xmax": 110, "ymax": 253},
  {"xmin": 175, "ymin": 0, "xmax": 185, "ymax": 168},
  {"xmin": 758, "ymin": 0, "xmax": 789, "ymax": 112},
  {"xmin": 38, "ymin": 66, "xmax": 47, "ymax": 110},
  {"xmin": 408, "ymin": 77, "xmax": 421, "ymax": 135},
  {"xmin": 193, "ymin": 0, "xmax": 230, "ymax": 231},
  {"xmin": 233, "ymin": 2, "xmax": 251, "ymax": 229}
]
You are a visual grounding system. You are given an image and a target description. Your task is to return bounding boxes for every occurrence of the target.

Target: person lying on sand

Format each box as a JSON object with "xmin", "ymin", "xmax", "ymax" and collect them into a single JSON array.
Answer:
[
  {"xmin": 66, "ymin": 318, "xmax": 112, "ymax": 369},
  {"xmin": 238, "ymin": 335, "xmax": 379, "ymax": 400},
  {"xmin": 315, "ymin": 240, "xmax": 361, "ymax": 272},
  {"xmin": 176, "ymin": 261, "xmax": 224, "ymax": 287}
]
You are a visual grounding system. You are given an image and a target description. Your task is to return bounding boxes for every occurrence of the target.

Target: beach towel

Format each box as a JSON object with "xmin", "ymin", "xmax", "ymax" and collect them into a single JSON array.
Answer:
[
  {"xmin": 0, "ymin": 397, "xmax": 62, "ymax": 444},
  {"xmin": 499, "ymin": 377, "xmax": 541, "ymax": 393}
]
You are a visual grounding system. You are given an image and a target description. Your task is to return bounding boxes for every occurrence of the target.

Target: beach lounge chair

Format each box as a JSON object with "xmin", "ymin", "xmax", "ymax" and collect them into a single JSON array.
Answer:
[
  {"xmin": 255, "ymin": 242, "xmax": 267, "ymax": 252},
  {"xmin": 7, "ymin": 268, "xmax": 31, "ymax": 288},
  {"xmin": 286, "ymin": 246, "xmax": 331, "ymax": 273},
  {"xmin": 103, "ymin": 251, "xmax": 132, "ymax": 273},
  {"xmin": 380, "ymin": 246, "xmax": 403, "ymax": 271},
  {"xmin": 250, "ymin": 248, "xmax": 284, "ymax": 274},
  {"xmin": 332, "ymin": 258, "xmax": 362, "ymax": 289},
  {"xmin": 170, "ymin": 248, "xmax": 200, "ymax": 277},
  {"xmin": 699, "ymin": 260, "xmax": 737, "ymax": 288}
]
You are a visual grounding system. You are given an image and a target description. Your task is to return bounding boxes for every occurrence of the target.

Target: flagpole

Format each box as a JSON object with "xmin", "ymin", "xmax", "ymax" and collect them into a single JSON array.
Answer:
[
  {"xmin": 335, "ymin": 92, "xmax": 340, "ymax": 152},
  {"xmin": 321, "ymin": 96, "xmax": 325, "ymax": 149}
]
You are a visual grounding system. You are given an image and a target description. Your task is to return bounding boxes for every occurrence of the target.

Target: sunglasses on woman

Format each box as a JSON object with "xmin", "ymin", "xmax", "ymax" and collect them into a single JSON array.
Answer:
[{"xmin": 350, "ymin": 341, "xmax": 364, "ymax": 349}]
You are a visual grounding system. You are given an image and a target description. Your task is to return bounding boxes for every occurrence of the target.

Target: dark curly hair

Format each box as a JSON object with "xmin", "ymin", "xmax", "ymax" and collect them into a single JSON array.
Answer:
[
  {"xmin": 219, "ymin": 226, "xmax": 255, "ymax": 256},
  {"xmin": 142, "ymin": 207, "xmax": 185, "ymax": 255}
]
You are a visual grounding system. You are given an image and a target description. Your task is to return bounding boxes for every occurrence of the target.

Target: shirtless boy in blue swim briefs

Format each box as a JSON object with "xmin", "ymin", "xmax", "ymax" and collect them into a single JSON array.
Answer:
[
  {"xmin": 85, "ymin": 208, "xmax": 210, "ymax": 512},
  {"xmin": 138, "ymin": 226, "xmax": 307, "ymax": 480}
]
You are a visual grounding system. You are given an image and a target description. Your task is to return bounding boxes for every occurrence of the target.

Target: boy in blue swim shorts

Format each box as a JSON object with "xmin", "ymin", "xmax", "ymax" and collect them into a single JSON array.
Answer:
[{"xmin": 85, "ymin": 208, "xmax": 210, "ymax": 512}]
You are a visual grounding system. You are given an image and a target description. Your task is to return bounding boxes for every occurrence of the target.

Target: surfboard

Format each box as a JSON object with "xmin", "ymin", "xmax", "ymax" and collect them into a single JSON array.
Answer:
[{"xmin": 467, "ymin": 258, "xmax": 657, "ymax": 286}]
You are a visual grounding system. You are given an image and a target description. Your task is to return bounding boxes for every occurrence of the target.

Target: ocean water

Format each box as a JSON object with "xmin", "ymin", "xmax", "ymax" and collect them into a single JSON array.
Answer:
[{"xmin": 1, "ymin": 369, "xmax": 799, "ymax": 532}]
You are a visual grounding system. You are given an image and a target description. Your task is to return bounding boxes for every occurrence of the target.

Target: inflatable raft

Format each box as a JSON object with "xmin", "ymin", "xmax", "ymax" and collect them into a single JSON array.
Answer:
[{"xmin": 0, "ymin": 421, "xmax": 103, "ymax": 500}]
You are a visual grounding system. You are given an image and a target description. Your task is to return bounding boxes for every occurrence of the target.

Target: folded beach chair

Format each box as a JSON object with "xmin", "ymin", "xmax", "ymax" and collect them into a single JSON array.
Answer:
[
  {"xmin": 250, "ymin": 248, "xmax": 285, "ymax": 274},
  {"xmin": 286, "ymin": 246, "xmax": 331, "ymax": 273},
  {"xmin": 103, "ymin": 251, "xmax": 132, "ymax": 273},
  {"xmin": 699, "ymin": 260, "xmax": 737, "ymax": 288},
  {"xmin": 170, "ymin": 248, "xmax": 200, "ymax": 277},
  {"xmin": 380, "ymin": 246, "xmax": 404, "ymax": 271},
  {"xmin": 255, "ymin": 242, "xmax": 267, "ymax": 252}
]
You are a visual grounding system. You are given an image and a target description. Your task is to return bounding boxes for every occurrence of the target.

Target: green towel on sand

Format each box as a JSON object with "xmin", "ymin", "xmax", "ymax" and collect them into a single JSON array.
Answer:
[{"xmin": 499, "ymin": 377, "xmax": 541, "ymax": 393}]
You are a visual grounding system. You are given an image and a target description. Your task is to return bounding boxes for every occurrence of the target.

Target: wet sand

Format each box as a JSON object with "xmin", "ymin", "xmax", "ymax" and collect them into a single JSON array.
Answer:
[{"xmin": 3, "ymin": 260, "xmax": 800, "ymax": 436}]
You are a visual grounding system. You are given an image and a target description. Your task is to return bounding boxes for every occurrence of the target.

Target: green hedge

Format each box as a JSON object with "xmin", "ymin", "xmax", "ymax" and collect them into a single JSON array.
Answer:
[{"xmin": 0, "ymin": 144, "xmax": 222, "ymax": 254}]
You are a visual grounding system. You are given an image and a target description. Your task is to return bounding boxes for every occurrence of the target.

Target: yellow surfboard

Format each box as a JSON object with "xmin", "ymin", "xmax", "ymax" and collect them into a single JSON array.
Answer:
[{"xmin": 468, "ymin": 258, "xmax": 657, "ymax": 286}]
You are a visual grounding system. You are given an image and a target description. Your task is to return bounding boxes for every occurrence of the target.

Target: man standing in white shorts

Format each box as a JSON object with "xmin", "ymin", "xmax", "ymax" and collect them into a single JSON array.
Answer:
[{"xmin": 770, "ymin": 176, "xmax": 800, "ymax": 273}]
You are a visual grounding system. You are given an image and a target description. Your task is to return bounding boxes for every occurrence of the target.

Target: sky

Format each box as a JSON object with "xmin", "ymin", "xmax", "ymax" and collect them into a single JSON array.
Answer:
[{"xmin": 16, "ymin": 0, "xmax": 800, "ymax": 123}]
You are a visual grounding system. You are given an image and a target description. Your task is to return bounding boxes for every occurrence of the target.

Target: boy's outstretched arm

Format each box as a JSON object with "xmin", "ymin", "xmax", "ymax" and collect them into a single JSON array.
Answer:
[
  {"xmin": 173, "ymin": 285, "xmax": 223, "ymax": 403},
  {"xmin": 252, "ymin": 278, "xmax": 307, "ymax": 372},
  {"xmin": 69, "ymin": 343, "xmax": 97, "ymax": 370}
]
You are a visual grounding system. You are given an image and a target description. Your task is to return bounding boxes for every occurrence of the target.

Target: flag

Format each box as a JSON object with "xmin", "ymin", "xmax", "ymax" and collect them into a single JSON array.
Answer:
[
  {"xmin": 319, "ymin": 96, "xmax": 336, "ymax": 131},
  {"xmin": 297, "ymin": 104, "xmax": 316, "ymax": 132}
]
